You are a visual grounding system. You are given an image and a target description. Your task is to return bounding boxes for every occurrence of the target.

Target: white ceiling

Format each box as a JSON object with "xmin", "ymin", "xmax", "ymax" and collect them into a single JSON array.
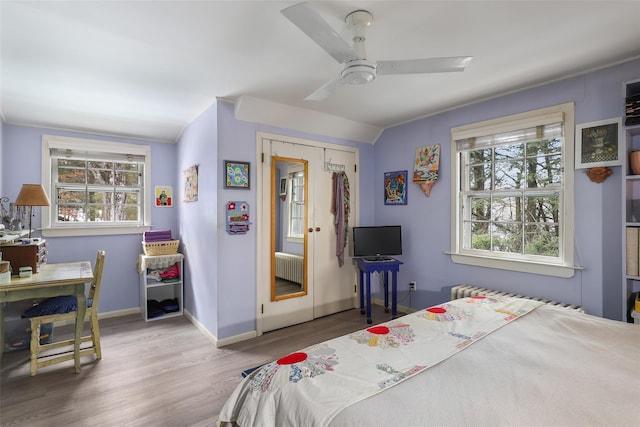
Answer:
[{"xmin": 2, "ymin": 1, "xmax": 640, "ymax": 144}]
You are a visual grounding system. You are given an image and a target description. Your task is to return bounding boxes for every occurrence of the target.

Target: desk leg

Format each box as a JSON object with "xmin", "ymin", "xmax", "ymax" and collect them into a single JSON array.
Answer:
[
  {"xmin": 391, "ymin": 270, "xmax": 398, "ymax": 319},
  {"xmin": 383, "ymin": 271, "xmax": 389, "ymax": 313},
  {"xmin": 74, "ymin": 286, "xmax": 86, "ymax": 374},
  {"xmin": 366, "ymin": 272, "xmax": 372, "ymax": 324},
  {"xmin": 359, "ymin": 269, "xmax": 365, "ymax": 315}
]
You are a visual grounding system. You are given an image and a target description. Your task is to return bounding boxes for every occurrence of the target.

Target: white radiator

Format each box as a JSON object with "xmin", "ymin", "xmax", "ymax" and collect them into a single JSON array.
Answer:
[
  {"xmin": 450, "ymin": 285, "xmax": 585, "ymax": 314},
  {"xmin": 275, "ymin": 252, "xmax": 304, "ymax": 285}
]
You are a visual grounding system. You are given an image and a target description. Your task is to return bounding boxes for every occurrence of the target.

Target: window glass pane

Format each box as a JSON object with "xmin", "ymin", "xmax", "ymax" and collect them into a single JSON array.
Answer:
[
  {"xmin": 492, "ymin": 222, "xmax": 522, "ymax": 254},
  {"xmin": 527, "ymin": 154, "xmax": 562, "ymax": 187},
  {"xmin": 58, "ymin": 161, "xmax": 86, "ymax": 184},
  {"xmin": 470, "ymin": 196, "xmax": 491, "ymax": 221},
  {"xmin": 523, "ymin": 194, "xmax": 559, "ymax": 224},
  {"xmin": 57, "ymin": 206, "xmax": 85, "ymax": 222},
  {"xmin": 87, "ymin": 166, "xmax": 114, "ymax": 185},
  {"xmin": 494, "ymin": 160, "xmax": 524, "ymax": 190},
  {"xmin": 526, "ymin": 137, "xmax": 562, "ymax": 156},
  {"xmin": 491, "ymin": 195, "xmax": 522, "ymax": 223},
  {"xmin": 115, "ymin": 170, "xmax": 140, "ymax": 186},
  {"xmin": 57, "ymin": 189, "xmax": 86, "ymax": 204},
  {"xmin": 494, "ymin": 143, "xmax": 524, "ymax": 160},
  {"xmin": 468, "ymin": 163, "xmax": 491, "ymax": 190},
  {"xmin": 469, "ymin": 221, "xmax": 491, "ymax": 250},
  {"xmin": 524, "ymin": 224, "xmax": 559, "ymax": 256}
]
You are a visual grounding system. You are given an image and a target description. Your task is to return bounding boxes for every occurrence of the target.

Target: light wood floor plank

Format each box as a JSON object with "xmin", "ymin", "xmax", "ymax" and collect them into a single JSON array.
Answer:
[{"xmin": 1, "ymin": 305, "xmax": 398, "ymax": 426}]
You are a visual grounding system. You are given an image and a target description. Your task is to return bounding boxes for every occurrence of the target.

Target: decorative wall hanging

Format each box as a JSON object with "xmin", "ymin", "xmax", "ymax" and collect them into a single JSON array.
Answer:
[
  {"xmin": 576, "ymin": 118, "xmax": 622, "ymax": 183},
  {"xmin": 154, "ymin": 186, "xmax": 173, "ymax": 207},
  {"xmin": 384, "ymin": 170, "xmax": 407, "ymax": 205},
  {"xmin": 226, "ymin": 201, "xmax": 252, "ymax": 234},
  {"xmin": 224, "ymin": 160, "xmax": 250, "ymax": 189},
  {"xmin": 413, "ymin": 144, "xmax": 440, "ymax": 196},
  {"xmin": 183, "ymin": 164, "xmax": 198, "ymax": 202}
]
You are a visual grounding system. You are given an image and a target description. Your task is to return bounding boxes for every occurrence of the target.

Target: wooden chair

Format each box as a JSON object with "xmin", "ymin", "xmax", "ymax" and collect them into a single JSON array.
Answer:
[{"xmin": 25, "ymin": 250, "xmax": 106, "ymax": 376}]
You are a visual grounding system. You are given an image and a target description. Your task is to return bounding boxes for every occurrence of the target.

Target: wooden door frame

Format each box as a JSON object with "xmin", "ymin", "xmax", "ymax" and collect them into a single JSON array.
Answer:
[{"xmin": 255, "ymin": 132, "xmax": 359, "ymax": 337}]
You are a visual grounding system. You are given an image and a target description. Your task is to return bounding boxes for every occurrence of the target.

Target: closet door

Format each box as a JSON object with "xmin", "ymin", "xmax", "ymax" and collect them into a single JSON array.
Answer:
[
  {"xmin": 313, "ymin": 148, "xmax": 357, "ymax": 318},
  {"xmin": 261, "ymin": 139, "xmax": 320, "ymax": 332},
  {"xmin": 260, "ymin": 137, "xmax": 357, "ymax": 333}
]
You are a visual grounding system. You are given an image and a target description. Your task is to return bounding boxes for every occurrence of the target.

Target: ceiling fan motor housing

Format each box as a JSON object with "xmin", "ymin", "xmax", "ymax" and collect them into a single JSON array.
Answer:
[{"xmin": 341, "ymin": 60, "xmax": 376, "ymax": 85}]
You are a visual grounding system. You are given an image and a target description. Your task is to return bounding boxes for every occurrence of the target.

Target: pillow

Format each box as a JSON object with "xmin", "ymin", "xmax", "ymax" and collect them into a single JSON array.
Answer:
[{"xmin": 22, "ymin": 295, "xmax": 78, "ymax": 318}]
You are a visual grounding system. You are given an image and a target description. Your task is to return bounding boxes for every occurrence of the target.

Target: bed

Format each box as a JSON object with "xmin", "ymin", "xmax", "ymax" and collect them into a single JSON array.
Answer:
[{"xmin": 218, "ymin": 295, "xmax": 640, "ymax": 426}]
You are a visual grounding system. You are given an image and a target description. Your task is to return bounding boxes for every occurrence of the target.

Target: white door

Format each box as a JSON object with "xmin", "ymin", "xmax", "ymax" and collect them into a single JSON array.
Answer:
[
  {"xmin": 260, "ymin": 136, "xmax": 358, "ymax": 333},
  {"xmin": 313, "ymin": 148, "xmax": 357, "ymax": 318},
  {"xmin": 261, "ymin": 139, "xmax": 320, "ymax": 332}
]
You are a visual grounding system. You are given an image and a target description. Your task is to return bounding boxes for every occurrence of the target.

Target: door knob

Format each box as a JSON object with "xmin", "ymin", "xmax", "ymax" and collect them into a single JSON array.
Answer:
[
  {"xmin": 315, "ymin": 227, "xmax": 321, "ymax": 232},
  {"xmin": 308, "ymin": 228, "xmax": 313, "ymax": 232}
]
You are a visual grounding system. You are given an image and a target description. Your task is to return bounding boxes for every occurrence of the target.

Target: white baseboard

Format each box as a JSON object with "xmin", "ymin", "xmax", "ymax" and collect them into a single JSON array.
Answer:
[{"xmin": 183, "ymin": 309, "xmax": 257, "ymax": 348}]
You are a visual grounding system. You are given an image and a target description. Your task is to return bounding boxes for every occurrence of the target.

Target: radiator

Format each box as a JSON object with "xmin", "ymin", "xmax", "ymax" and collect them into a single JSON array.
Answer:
[
  {"xmin": 450, "ymin": 285, "xmax": 585, "ymax": 314},
  {"xmin": 275, "ymin": 252, "xmax": 304, "ymax": 285}
]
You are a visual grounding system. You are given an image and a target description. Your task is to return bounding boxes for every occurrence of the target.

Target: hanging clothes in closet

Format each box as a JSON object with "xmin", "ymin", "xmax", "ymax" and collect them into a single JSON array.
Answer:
[{"xmin": 331, "ymin": 171, "xmax": 350, "ymax": 267}]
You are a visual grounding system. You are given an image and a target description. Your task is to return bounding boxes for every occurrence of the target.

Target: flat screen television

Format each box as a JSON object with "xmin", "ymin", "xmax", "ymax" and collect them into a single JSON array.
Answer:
[{"xmin": 352, "ymin": 225, "xmax": 402, "ymax": 261}]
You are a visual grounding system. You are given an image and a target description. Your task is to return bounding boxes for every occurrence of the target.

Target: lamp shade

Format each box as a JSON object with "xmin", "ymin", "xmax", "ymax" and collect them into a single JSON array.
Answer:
[{"xmin": 14, "ymin": 184, "xmax": 51, "ymax": 207}]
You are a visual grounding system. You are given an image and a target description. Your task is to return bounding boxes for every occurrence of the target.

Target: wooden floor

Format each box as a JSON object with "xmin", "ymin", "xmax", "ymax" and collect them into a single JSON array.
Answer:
[{"xmin": 0, "ymin": 304, "xmax": 399, "ymax": 426}]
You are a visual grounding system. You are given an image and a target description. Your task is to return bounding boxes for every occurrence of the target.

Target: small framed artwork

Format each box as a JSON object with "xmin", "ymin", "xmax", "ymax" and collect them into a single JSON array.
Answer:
[
  {"xmin": 575, "ymin": 118, "xmax": 622, "ymax": 169},
  {"xmin": 384, "ymin": 170, "xmax": 408, "ymax": 205},
  {"xmin": 279, "ymin": 177, "xmax": 287, "ymax": 196},
  {"xmin": 224, "ymin": 160, "xmax": 250, "ymax": 189},
  {"xmin": 155, "ymin": 186, "xmax": 173, "ymax": 207},
  {"xmin": 184, "ymin": 164, "xmax": 198, "ymax": 203}
]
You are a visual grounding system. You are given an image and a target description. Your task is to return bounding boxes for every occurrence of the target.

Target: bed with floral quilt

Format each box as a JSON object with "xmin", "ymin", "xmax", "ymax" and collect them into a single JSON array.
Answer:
[{"xmin": 218, "ymin": 295, "xmax": 639, "ymax": 427}]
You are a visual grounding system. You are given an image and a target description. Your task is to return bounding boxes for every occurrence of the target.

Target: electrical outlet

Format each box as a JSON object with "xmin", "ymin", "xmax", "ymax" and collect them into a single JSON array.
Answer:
[{"xmin": 409, "ymin": 281, "xmax": 416, "ymax": 291}]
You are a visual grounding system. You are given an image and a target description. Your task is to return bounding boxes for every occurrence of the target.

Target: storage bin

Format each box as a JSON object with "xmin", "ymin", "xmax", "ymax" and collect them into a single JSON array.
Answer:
[{"xmin": 142, "ymin": 240, "xmax": 180, "ymax": 256}]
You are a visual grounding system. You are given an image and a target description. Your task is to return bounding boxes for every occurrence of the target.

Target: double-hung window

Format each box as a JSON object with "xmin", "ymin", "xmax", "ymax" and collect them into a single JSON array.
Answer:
[
  {"xmin": 287, "ymin": 167, "xmax": 305, "ymax": 241},
  {"xmin": 450, "ymin": 103, "xmax": 575, "ymax": 277},
  {"xmin": 41, "ymin": 135, "xmax": 151, "ymax": 237}
]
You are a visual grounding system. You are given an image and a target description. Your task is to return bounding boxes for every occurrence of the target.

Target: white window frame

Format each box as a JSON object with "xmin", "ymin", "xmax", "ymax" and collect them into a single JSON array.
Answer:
[
  {"xmin": 41, "ymin": 135, "xmax": 152, "ymax": 237},
  {"xmin": 450, "ymin": 102, "xmax": 576, "ymax": 278},
  {"xmin": 286, "ymin": 164, "xmax": 305, "ymax": 243}
]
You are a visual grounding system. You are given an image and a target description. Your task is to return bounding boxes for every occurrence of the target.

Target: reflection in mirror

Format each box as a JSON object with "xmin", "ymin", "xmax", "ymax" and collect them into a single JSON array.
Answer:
[{"xmin": 272, "ymin": 157, "xmax": 308, "ymax": 300}]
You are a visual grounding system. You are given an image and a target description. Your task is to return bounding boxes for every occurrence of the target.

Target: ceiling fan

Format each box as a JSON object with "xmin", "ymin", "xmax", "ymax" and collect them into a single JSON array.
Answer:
[{"xmin": 281, "ymin": 2, "xmax": 473, "ymax": 101}]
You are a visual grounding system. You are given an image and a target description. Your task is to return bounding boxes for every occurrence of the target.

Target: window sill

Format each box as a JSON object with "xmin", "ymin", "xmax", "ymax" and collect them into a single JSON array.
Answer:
[
  {"xmin": 448, "ymin": 252, "xmax": 579, "ymax": 278},
  {"xmin": 42, "ymin": 225, "xmax": 151, "ymax": 238}
]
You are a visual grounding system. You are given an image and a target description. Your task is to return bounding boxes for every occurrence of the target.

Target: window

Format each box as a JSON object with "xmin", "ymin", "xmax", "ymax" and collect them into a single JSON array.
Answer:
[
  {"xmin": 41, "ymin": 135, "xmax": 151, "ymax": 237},
  {"xmin": 287, "ymin": 167, "xmax": 305, "ymax": 240},
  {"xmin": 450, "ymin": 103, "xmax": 575, "ymax": 278}
]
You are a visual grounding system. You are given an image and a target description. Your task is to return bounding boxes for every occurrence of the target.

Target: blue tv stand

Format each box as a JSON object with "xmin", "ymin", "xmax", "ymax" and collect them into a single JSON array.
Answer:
[{"xmin": 354, "ymin": 257, "xmax": 403, "ymax": 324}]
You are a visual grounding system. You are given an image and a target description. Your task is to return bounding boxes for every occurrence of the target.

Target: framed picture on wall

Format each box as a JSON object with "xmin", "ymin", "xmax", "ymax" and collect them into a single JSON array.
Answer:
[
  {"xmin": 224, "ymin": 160, "xmax": 250, "ymax": 189},
  {"xmin": 384, "ymin": 170, "xmax": 408, "ymax": 205},
  {"xmin": 279, "ymin": 177, "xmax": 287, "ymax": 196},
  {"xmin": 575, "ymin": 118, "xmax": 622, "ymax": 169}
]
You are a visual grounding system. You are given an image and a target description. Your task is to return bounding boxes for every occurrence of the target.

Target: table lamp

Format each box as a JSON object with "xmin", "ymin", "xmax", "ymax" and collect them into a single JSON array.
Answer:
[{"xmin": 14, "ymin": 184, "xmax": 51, "ymax": 238}]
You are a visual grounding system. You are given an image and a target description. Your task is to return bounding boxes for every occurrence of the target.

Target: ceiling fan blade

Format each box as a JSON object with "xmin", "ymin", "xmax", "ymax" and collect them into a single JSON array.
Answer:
[
  {"xmin": 305, "ymin": 78, "xmax": 343, "ymax": 101},
  {"xmin": 377, "ymin": 56, "xmax": 473, "ymax": 75},
  {"xmin": 281, "ymin": 2, "xmax": 358, "ymax": 64}
]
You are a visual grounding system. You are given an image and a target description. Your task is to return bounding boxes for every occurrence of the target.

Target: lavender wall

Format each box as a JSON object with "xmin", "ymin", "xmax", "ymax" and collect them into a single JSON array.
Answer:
[
  {"xmin": 0, "ymin": 125, "xmax": 179, "ymax": 314},
  {"xmin": 372, "ymin": 59, "xmax": 639, "ymax": 319},
  {"xmin": 208, "ymin": 100, "xmax": 373, "ymax": 339},
  {"xmin": 176, "ymin": 102, "xmax": 220, "ymax": 335}
]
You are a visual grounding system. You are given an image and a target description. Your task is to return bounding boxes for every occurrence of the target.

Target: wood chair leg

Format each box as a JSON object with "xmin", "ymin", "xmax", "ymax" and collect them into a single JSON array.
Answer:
[
  {"xmin": 90, "ymin": 314, "xmax": 102, "ymax": 359},
  {"xmin": 30, "ymin": 320, "xmax": 40, "ymax": 376}
]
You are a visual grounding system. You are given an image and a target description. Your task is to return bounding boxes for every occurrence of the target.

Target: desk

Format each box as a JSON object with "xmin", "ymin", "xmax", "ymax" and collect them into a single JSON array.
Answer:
[
  {"xmin": 0, "ymin": 261, "xmax": 93, "ymax": 372},
  {"xmin": 354, "ymin": 257, "xmax": 403, "ymax": 324}
]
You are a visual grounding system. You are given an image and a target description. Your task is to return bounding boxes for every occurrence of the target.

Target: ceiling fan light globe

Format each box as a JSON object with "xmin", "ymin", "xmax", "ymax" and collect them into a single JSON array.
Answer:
[{"xmin": 341, "ymin": 63, "xmax": 376, "ymax": 85}]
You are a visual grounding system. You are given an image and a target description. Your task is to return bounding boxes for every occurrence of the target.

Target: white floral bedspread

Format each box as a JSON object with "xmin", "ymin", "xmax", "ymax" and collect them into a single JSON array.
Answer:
[{"xmin": 218, "ymin": 295, "xmax": 543, "ymax": 427}]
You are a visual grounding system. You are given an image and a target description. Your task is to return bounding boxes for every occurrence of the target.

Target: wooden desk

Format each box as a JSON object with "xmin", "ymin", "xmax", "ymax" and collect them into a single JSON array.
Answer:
[
  {"xmin": 354, "ymin": 257, "xmax": 403, "ymax": 324},
  {"xmin": 0, "ymin": 261, "xmax": 93, "ymax": 372}
]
